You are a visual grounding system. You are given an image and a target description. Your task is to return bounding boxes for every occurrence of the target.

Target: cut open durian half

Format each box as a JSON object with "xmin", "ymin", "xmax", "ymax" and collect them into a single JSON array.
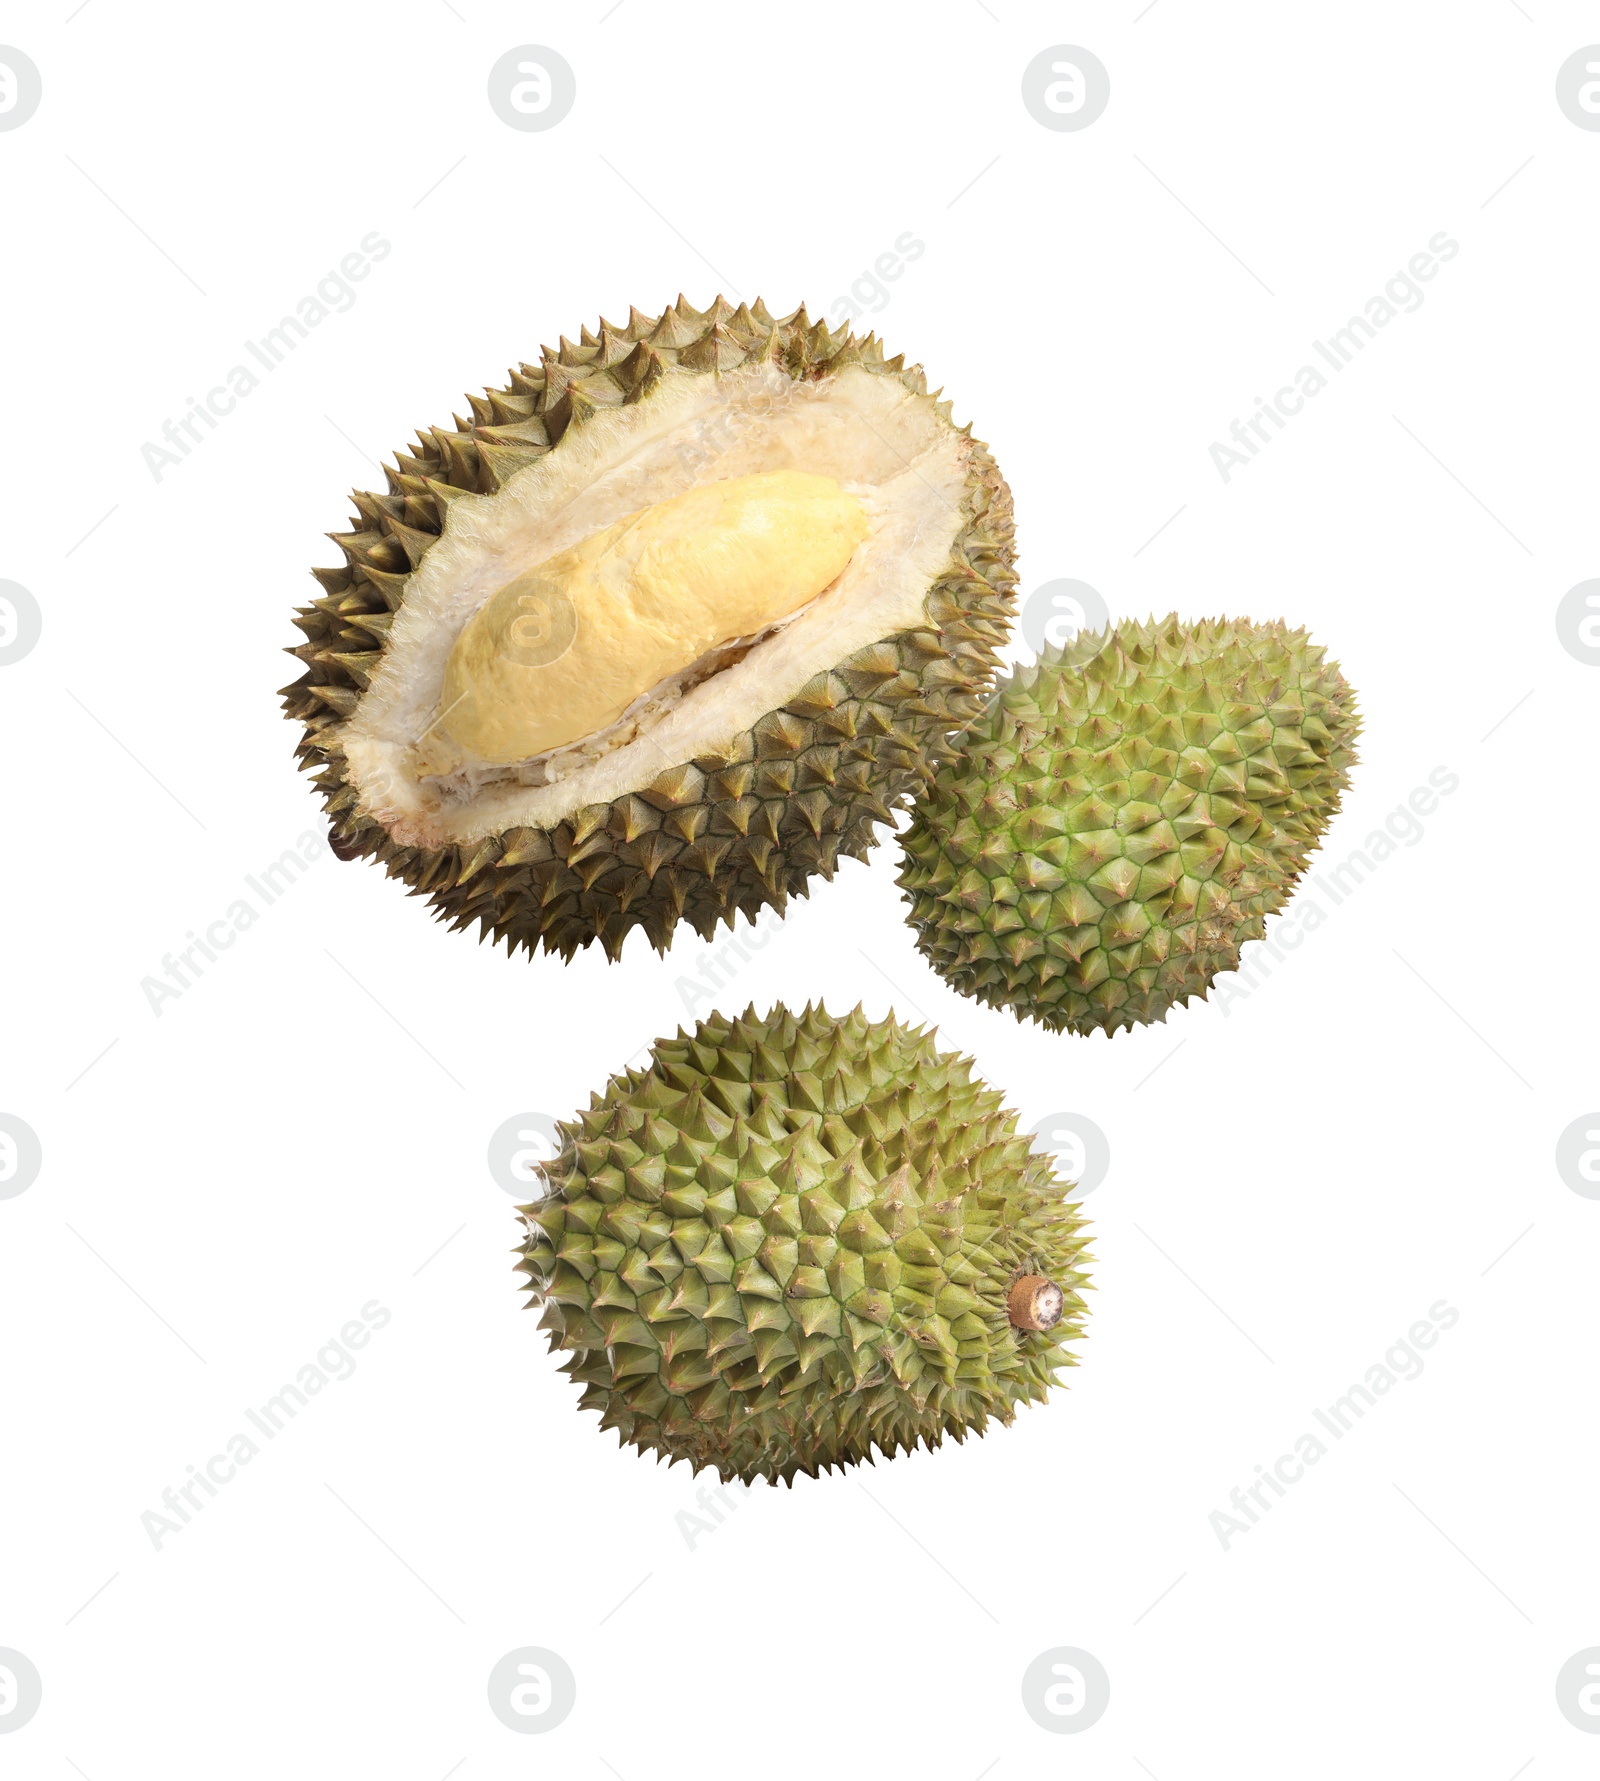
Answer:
[{"xmin": 284, "ymin": 299, "xmax": 1018, "ymax": 960}]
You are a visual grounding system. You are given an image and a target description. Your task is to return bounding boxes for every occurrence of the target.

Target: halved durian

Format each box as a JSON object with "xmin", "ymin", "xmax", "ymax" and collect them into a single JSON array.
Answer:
[{"xmin": 284, "ymin": 299, "xmax": 1017, "ymax": 960}]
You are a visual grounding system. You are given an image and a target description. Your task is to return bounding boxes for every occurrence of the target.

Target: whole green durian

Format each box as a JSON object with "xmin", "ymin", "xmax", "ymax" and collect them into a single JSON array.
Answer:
[
  {"xmin": 516, "ymin": 1002, "xmax": 1092, "ymax": 1483},
  {"xmin": 898, "ymin": 615, "xmax": 1359, "ymax": 1036}
]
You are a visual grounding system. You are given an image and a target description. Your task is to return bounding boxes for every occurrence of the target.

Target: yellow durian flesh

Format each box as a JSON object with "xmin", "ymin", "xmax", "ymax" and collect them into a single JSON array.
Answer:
[{"xmin": 416, "ymin": 470, "xmax": 868, "ymax": 773}]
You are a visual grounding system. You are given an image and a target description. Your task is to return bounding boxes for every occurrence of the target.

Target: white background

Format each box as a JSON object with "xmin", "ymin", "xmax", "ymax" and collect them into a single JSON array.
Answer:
[{"xmin": 2, "ymin": 3, "xmax": 1597, "ymax": 1775}]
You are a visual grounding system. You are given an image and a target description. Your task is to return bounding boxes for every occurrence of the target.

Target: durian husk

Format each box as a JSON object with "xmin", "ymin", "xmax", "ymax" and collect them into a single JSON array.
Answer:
[
  {"xmin": 281, "ymin": 299, "xmax": 1018, "ymax": 960},
  {"xmin": 516, "ymin": 1002, "xmax": 1093, "ymax": 1484},
  {"xmin": 899, "ymin": 616, "xmax": 1361, "ymax": 1036}
]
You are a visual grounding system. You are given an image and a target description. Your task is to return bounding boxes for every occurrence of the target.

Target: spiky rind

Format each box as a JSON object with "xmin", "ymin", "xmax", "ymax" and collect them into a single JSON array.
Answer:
[
  {"xmin": 282, "ymin": 298, "xmax": 1018, "ymax": 960},
  {"xmin": 898, "ymin": 615, "xmax": 1360, "ymax": 1036},
  {"xmin": 515, "ymin": 1002, "xmax": 1092, "ymax": 1484}
]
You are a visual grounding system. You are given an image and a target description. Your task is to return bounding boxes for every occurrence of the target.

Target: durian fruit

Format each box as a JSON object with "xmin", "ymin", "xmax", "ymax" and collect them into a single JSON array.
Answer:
[
  {"xmin": 899, "ymin": 616, "xmax": 1359, "ymax": 1036},
  {"xmin": 282, "ymin": 298, "xmax": 1017, "ymax": 961},
  {"xmin": 516, "ymin": 1002, "xmax": 1092, "ymax": 1483}
]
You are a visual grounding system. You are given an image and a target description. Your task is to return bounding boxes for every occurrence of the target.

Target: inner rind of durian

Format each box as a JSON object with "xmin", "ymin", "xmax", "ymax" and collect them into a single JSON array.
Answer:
[{"xmin": 338, "ymin": 361, "xmax": 971, "ymax": 850}]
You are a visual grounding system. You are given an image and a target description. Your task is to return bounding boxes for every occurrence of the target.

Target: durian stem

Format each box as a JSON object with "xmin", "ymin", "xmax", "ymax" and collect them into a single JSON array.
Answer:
[{"xmin": 1008, "ymin": 1274, "xmax": 1065, "ymax": 1332}]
